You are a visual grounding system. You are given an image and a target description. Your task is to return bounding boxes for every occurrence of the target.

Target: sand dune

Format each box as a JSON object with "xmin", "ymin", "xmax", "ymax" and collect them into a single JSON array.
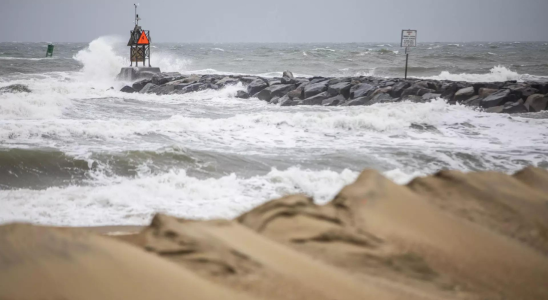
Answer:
[{"xmin": 2, "ymin": 167, "xmax": 548, "ymax": 300}]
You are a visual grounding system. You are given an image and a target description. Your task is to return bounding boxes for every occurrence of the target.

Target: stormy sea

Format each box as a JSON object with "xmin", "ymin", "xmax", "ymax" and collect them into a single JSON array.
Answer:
[{"xmin": 1, "ymin": 37, "xmax": 548, "ymax": 226}]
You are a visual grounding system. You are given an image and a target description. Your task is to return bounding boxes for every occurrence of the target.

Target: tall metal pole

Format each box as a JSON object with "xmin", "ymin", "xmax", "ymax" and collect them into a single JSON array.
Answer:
[{"xmin": 404, "ymin": 47, "xmax": 409, "ymax": 79}]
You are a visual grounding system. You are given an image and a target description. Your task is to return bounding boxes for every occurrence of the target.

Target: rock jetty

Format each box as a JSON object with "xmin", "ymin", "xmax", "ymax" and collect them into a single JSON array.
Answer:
[{"xmin": 120, "ymin": 71, "xmax": 548, "ymax": 114}]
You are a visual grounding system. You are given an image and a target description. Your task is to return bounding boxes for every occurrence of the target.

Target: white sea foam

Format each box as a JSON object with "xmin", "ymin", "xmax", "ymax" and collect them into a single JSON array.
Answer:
[
  {"xmin": 0, "ymin": 167, "xmax": 360, "ymax": 226},
  {"xmin": 420, "ymin": 66, "xmax": 524, "ymax": 82}
]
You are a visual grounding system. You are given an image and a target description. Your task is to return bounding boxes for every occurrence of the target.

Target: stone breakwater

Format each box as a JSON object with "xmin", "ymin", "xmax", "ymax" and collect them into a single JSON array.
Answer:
[{"xmin": 120, "ymin": 71, "xmax": 548, "ymax": 114}]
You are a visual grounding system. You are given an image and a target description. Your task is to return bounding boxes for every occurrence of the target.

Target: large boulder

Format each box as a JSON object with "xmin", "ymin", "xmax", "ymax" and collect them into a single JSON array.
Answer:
[
  {"xmin": 479, "ymin": 88, "xmax": 498, "ymax": 98},
  {"xmin": 302, "ymin": 92, "xmax": 330, "ymax": 105},
  {"xmin": 327, "ymin": 82, "xmax": 352, "ymax": 98},
  {"xmin": 322, "ymin": 94, "xmax": 345, "ymax": 106},
  {"xmin": 236, "ymin": 90, "xmax": 250, "ymax": 99},
  {"xmin": 370, "ymin": 93, "xmax": 393, "ymax": 103},
  {"xmin": 349, "ymin": 83, "xmax": 375, "ymax": 99},
  {"xmin": 343, "ymin": 96, "xmax": 370, "ymax": 106},
  {"xmin": 288, "ymin": 86, "xmax": 305, "ymax": 99},
  {"xmin": 247, "ymin": 79, "xmax": 269, "ymax": 96},
  {"xmin": 139, "ymin": 83, "xmax": 157, "ymax": 93},
  {"xmin": 524, "ymin": 94, "xmax": 548, "ymax": 112},
  {"xmin": 120, "ymin": 85, "xmax": 136, "ymax": 93},
  {"xmin": 151, "ymin": 72, "xmax": 182, "ymax": 85},
  {"xmin": 240, "ymin": 77, "xmax": 258, "ymax": 84},
  {"xmin": 454, "ymin": 86, "xmax": 475, "ymax": 102},
  {"xmin": 327, "ymin": 77, "xmax": 351, "ymax": 86},
  {"xmin": 281, "ymin": 71, "xmax": 295, "ymax": 84},
  {"xmin": 149, "ymin": 85, "xmax": 175, "ymax": 95},
  {"xmin": 216, "ymin": 77, "xmax": 239, "ymax": 87},
  {"xmin": 174, "ymin": 83, "xmax": 207, "ymax": 94},
  {"xmin": 401, "ymin": 86, "xmax": 434, "ymax": 98},
  {"xmin": 309, "ymin": 77, "xmax": 328, "ymax": 84},
  {"xmin": 439, "ymin": 82, "xmax": 460, "ymax": 100},
  {"xmin": 257, "ymin": 84, "xmax": 295, "ymax": 102},
  {"xmin": 389, "ymin": 82, "xmax": 411, "ymax": 98},
  {"xmin": 463, "ymin": 96, "xmax": 481, "ymax": 107},
  {"xmin": 303, "ymin": 81, "xmax": 329, "ymax": 99},
  {"xmin": 279, "ymin": 96, "xmax": 297, "ymax": 106},
  {"xmin": 0, "ymin": 84, "xmax": 31, "ymax": 93},
  {"xmin": 480, "ymin": 89, "xmax": 520, "ymax": 108},
  {"xmin": 132, "ymin": 79, "xmax": 151, "ymax": 92},
  {"xmin": 502, "ymin": 100, "xmax": 528, "ymax": 114}
]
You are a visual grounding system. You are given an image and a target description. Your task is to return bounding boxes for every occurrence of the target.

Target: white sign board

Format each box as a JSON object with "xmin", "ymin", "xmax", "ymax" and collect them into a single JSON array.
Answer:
[{"xmin": 401, "ymin": 30, "xmax": 417, "ymax": 47}]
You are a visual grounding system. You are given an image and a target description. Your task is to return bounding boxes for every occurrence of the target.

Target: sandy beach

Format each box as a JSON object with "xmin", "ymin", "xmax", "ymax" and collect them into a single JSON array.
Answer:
[{"xmin": 2, "ymin": 166, "xmax": 547, "ymax": 300}]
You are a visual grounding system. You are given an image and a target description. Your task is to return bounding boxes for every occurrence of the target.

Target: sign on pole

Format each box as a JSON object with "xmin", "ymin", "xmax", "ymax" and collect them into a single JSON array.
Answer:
[
  {"xmin": 401, "ymin": 30, "xmax": 417, "ymax": 79},
  {"xmin": 401, "ymin": 30, "xmax": 417, "ymax": 47}
]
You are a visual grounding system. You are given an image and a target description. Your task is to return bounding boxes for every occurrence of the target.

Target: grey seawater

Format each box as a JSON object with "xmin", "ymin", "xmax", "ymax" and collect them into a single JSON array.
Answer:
[{"xmin": 1, "ymin": 38, "xmax": 547, "ymax": 226}]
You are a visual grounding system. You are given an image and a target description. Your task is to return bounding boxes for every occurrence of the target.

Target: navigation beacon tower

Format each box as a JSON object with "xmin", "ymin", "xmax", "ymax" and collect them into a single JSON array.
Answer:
[
  {"xmin": 117, "ymin": 4, "xmax": 161, "ymax": 81},
  {"xmin": 128, "ymin": 4, "xmax": 151, "ymax": 67}
]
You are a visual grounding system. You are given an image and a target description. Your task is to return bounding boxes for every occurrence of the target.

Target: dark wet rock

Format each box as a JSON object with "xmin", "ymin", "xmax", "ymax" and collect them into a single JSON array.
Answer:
[
  {"xmin": 0, "ymin": 84, "xmax": 31, "ymax": 93},
  {"xmin": 406, "ymin": 95, "xmax": 425, "ymax": 103},
  {"xmin": 240, "ymin": 77, "xmax": 258, "ymax": 84},
  {"xmin": 343, "ymin": 96, "xmax": 370, "ymax": 106},
  {"xmin": 485, "ymin": 106, "xmax": 504, "ymax": 113},
  {"xmin": 479, "ymin": 88, "xmax": 498, "ymax": 98},
  {"xmin": 371, "ymin": 87, "xmax": 393, "ymax": 98},
  {"xmin": 380, "ymin": 81, "xmax": 396, "ymax": 87},
  {"xmin": 350, "ymin": 83, "xmax": 375, "ymax": 99},
  {"xmin": 439, "ymin": 82, "xmax": 460, "ymax": 100},
  {"xmin": 517, "ymin": 87, "xmax": 539, "ymax": 101},
  {"xmin": 287, "ymin": 83, "xmax": 306, "ymax": 100},
  {"xmin": 270, "ymin": 84, "xmax": 296, "ymax": 99},
  {"xmin": 247, "ymin": 79, "xmax": 269, "ymax": 96},
  {"xmin": 525, "ymin": 94, "xmax": 548, "ymax": 112},
  {"xmin": 454, "ymin": 87, "xmax": 475, "ymax": 102},
  {"xmin": 280, "ymin": 96, "xmax": 297, "ymax": 106},
  {"xmin": 327, "ymin": 77, "xmax": 351, "ymax": 85},
  {"xmin": 463, "ymin": 96, "xmax": 482, "ymax": 107},
  {"xmin": 502, "ymin": 100, "xmax": 528, "ymax": 114},
  {"xmin": 371, "ymin": 93, "xmax": 393, "ymax": 103},
  {"xmin": 120, "ymin": 85, "xmax": 136, "ymax": 93},
  {"xmin": 390, "ymin": 82, "xmax": 411, "ymax": 98},
  {"xmin": 269, "ymin": 96, "xmax": 281, "ymax": 104},
  {"xmin": 268, "ymin": 79, "xmax": 281, "ymax": 86},
  {"xmin": 304, "ymin": 81, "xmax": 329, "ymax": 99},
  {"xmin": 139, "ymin": 83, "xmax": 157, "ymax": 93},
  {"xmin": 257, "ymin": 84, "xmax": 295, "ymax": 102},
  {"xmin": 151, "ymin": 72, "xmax": 183, "ymax": 85},
  {"xmin": 322, "ymin": 94, "xmax": 345, "ymax": 106},
  {"xmin": 282, "ymin": 71, "xmax": 294, "ymax": 79},
  {"xmin": 422, "ymin": 93, "xmax": 442, "ymax": 101},
  {"xmin": 149, "ymin": 85, "xmax": 175, "ymax": 95},
  {"xmin": 132, "ymin": 79, "xmax": 151, "ymax": 92},
  {"xmin": 216, "ymin": 77, "xmax": 239, "ymax": 87},
  {"xmin": 236, "ymin": 90, "xmax": 250, "ymax": 99},
  {"xmin": 302, "ymin": 92, "xmax": 330, "ymax": 105},
  {"xmin": 327, "ymin": 82, "xmax": 352, "ymax": 98},
  {"xmin": 309, "ymin": 77, "xmax": 328, "ymax": 84},
  {"xmin": 174, "ymin": 83, "xmax": 207, "ymax": 94},
  {"xmin": 281, "ymin": 77, "xmax": 296, "ymax": 84},
  {"xmin": 480, "ymin": 89, "xmax": 520, "ymax": 108},
  {"xmin": 401, "ymin": 86, "xmax": 434, "ymax": 98},
  {"xmin": 208, "ymin": 84, "xmax": 220, "ymax": 90}
]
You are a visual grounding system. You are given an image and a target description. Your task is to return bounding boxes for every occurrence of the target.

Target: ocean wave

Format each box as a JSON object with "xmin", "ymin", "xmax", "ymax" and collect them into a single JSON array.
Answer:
[
  {"xmin": 419, "ymin": 66, "xmax": 532, "ymax": 82},
  {"xmin": 0, "ymin": 57, "xmax": 63, "ymax": 61},
  {"xmin": 0, "ymin": 166, "xmax": 360, "ymax": 226}
]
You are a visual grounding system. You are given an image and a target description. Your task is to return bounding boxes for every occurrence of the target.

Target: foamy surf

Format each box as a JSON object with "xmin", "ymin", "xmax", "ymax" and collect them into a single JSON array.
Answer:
[{"xmin": 1, "ymin": 37, "xmax": 548, "ymax": 227}]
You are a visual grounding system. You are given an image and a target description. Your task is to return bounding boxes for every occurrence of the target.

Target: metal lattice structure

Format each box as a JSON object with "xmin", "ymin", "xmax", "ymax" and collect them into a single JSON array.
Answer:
[{"xmin": 127, "ymin": 4, "xmax": 151, "ymax": 67}]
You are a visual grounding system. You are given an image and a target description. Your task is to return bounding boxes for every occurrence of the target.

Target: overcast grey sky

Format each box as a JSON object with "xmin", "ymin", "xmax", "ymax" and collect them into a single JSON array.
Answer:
[{"xmin": 1, "ymin": 0, "xmax": 548, "ymax": 43}]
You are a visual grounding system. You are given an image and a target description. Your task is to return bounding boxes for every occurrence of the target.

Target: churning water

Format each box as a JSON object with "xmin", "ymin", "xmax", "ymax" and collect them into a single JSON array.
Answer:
[{"xmin": 1, "ymin": 37, "xmax": 547, "ymax": 226}]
